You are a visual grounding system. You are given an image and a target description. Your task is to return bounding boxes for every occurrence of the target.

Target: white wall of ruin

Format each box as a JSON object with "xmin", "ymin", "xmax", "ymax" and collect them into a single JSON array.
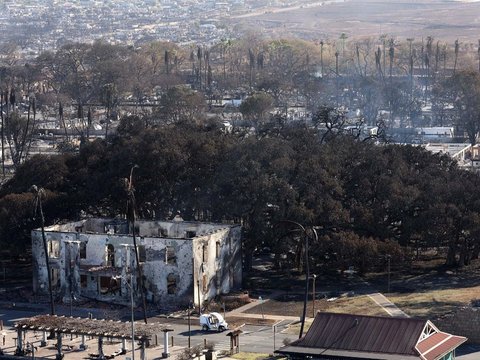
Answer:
[{"xmin": 32, "ymin": 219, "xmax": 242, "ymax": 309}]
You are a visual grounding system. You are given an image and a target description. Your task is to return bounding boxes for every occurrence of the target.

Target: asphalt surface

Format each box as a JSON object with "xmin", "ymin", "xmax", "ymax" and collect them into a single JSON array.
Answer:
[{"xmin": 0, "ymin": 304, "xmax": 295, "ymax": 357}]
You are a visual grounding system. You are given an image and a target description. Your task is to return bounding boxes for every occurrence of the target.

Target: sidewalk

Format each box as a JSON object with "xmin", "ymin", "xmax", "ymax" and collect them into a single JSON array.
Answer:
[
  {"xmin": 368, "ymin": 293, "xmax": 409, "ymax": 318},
  {"xmin": 227, "ymin": 289, "xmax": 408, "ymax": 323},
  {"xmin": 226, "ymin": 292, "xmax": 299, "ymax": 322}
]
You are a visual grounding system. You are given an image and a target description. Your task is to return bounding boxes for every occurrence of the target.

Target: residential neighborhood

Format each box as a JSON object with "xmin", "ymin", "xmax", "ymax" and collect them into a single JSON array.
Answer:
[{"xmin": 3, "ymin": 1, "xmax": 480, "ymax": 360}]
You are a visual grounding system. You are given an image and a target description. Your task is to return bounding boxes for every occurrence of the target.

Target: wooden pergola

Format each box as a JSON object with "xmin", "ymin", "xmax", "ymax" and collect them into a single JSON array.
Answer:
[{"xmin": 14, "ymin": 315, "xmax": 173, "ymax": 360}]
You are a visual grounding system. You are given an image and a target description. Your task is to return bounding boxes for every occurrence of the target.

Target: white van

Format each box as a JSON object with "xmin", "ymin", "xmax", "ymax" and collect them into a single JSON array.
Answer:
[{"xmin": 199, "ymin": 312, "xmax": 228, "ymax": 332}]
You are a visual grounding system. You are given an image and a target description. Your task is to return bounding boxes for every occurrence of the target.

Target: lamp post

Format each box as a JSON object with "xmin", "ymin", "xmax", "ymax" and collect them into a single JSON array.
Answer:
[
  {"xmin": 115, "ymin": 272, "xmax": 135, "ymax": 360},
  {"xmin": 312, "ymin": 274, "xmax": 317, "ymax": 318},
  {"xmin": 129, "ymin": 271, "xmax": 135, "ymax": 360},
  {"xmin": 387, "ymin": 255, "xmax": 391, "ymax": 293},
  {"xmin": 187, "ymin": 301, "xmax": 193, "ymax": 348},
  {"xmin": 278, "ymin": 220, "xmax": 317, "ymax": 339},
  {"xmin": 197, "ymin": 279, "xmax": 201, "ymax": 315}
]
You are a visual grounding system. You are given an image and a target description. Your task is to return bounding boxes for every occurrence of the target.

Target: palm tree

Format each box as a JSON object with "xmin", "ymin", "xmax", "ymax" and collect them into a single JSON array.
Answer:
[
  {"xmin": 1, "ymin": 89, "xmax": 5, "ymax": 177},
  {"xmin": 379, "ymin": 34, "xmax": 387, "ymax": 75},
  {"xmin": 339, "ymin": 33, "xmax": 348, "ymax": 56},
  {"xmin": 388, "ymin": 39, "xmax": 394, "ymax": 78},
  {"xmin": 32, "ymin": 185, "xmax": 55, "ymax": 316},
  {"xmin": 477, "ymin": 40, "xmax": 480, "ymax": 73},
  {"xmin": 164, "ymin": 50, "xmax": 170, "ymax": 75},
  {"xmin": 320, "ymin": 40, "xmax": 324, "ymax": 77},
  {"xmin": 126, "ymin": 165, "xmax": 148, "ymax": 324},
  {"xmin": 453, "ymin": 39, "xmax": 459, "ymax": 75}
]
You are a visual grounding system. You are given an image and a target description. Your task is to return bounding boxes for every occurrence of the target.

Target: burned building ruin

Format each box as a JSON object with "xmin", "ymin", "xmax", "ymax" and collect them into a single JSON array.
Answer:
[{"xmin": 32, "ymin": 218, "xmax": 242, "ymax": 310}]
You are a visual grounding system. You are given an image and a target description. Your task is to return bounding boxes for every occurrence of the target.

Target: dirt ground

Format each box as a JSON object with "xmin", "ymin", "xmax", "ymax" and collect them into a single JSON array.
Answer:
[
  {"xmin": 231, "ymin": 0, "xmax": 480, "ymax": 42},
  {"xmin": 246, "ymin": 295, "xmax": 387, "ymax": 318},
  {"xmin": 365, "ymin": 257, "xmax": 480, "ymax": 319},
  {"xmin": 245, "ymin": 253, "xmax": 480, "ymax": 321}
]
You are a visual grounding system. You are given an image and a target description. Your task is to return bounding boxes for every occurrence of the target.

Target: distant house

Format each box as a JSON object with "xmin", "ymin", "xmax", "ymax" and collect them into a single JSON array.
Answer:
[
  {"xmin": 276, "ymin": 312, "xmax": 466, "ymax": 360},
  {"xmin": 32, "ymin": 217, "xmax": 242, "ymax": 310},
  {"xmin": 417, "ymin": 127, "xmax": 455, "ymax": 140},
  {"xmin": 424, "ymin": 143, "xmax": 471, "ymax": 163}
]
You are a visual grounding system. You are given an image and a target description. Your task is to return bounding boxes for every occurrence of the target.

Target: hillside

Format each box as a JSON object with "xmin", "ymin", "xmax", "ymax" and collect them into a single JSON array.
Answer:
[{"xmin": 231, "ymin": 0, "xmax": 480, "ymax": 41}]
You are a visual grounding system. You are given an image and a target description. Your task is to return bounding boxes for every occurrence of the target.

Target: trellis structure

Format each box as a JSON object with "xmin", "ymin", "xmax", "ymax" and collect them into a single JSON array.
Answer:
[{"xmin": 14, "ymin": 315, "xmax": 173, "ymax": 360}]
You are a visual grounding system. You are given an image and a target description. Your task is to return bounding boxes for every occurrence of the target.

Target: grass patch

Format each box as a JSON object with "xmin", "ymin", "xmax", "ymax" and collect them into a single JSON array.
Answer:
[
  {"xmin": 226, "ymin": 316, "xmax": 277, "ymax": 327},
  {"xmin": 230, "ymin": 352, "xmax": 273, "ymax": 360},
  {"xmin": 283, "ymin": 319, "xmax": 313, "ymax": 335},
  {"xmin": 324, "ymin": 295, "xmax": 389, "ymax": 317},
  {"xmin": 246, "ymin": 295, "xmax": 387, "ymax": 318},
  {"xmin": 282, "ymin": 295, "xmax": 387, "ymax": 335},
  {"xmin": 387, "ymin": 285, "xmax": 480, "ymax": 318}
]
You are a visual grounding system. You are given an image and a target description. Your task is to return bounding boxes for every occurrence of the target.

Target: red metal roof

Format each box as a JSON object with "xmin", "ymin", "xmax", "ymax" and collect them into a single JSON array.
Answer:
[
  {"xmin": 416, "ymin": 332, "xmax": 450, "ymax": 354},
  {"xmin": 277, "ymin": 313, "xmax": 468, "ymax": 359},
  {"xmin": 293, "ymin": 312, "xmax": 426, "ymax": 356},
  {"xmin": 418, "ymin": 333, "xmax": 467, "ymax": 360}
]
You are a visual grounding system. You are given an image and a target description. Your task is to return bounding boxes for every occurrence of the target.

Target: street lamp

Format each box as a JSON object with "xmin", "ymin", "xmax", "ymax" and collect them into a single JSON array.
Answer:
[
  {"xmin": 197, "ymin": 279, "xmax": 201, "ymax": 315},
  {"xmin": 128, "ymin": 272, "xmax": 135, "ymax": 360},
  {"xmin": 278, "ymin": 220, "xmax": 317, "ymax": 339},
  {"xmin": 187, "ymin": 301, "xmax": 193, "ymax": 348},
  {"xmin": 387, "ymin": 255, "xmax": 391, "ymax": 293},
  {"xmin": 114, "ymin": 271, "xmax": 135, "ymax": 360},
  {"xmin": 311, "ymin": 274, "xmax": 317, "ymax": 318}
]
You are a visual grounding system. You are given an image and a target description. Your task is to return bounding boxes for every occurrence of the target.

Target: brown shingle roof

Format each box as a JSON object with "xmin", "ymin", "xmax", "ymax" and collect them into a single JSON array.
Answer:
[{"xmin": 292, "ymin": 312, "xmax": 426, "ymax": 356}]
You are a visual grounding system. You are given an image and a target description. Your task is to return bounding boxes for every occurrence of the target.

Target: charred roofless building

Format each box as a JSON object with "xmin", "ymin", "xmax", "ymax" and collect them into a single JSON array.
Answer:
[{"xmin": 32, "ymin": 217, "xmax": 242, "ymax": 310}]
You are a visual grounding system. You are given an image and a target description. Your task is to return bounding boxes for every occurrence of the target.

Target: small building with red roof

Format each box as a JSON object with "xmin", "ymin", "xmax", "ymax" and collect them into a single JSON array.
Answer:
[{"xmin": 276, "ymin": 312, "xmax": 467, "ymax": 360}]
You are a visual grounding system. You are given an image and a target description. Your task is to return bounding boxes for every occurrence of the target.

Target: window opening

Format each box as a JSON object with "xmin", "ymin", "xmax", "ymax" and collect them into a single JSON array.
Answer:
[
  {"xmin": 51, "ymin": 268, "xmax": 60, "ymax": 289},
  {"xmin": 138, "ymin": 245, "xmax": 146, "ymax": 262},
  {"xmin": 80, "ymin": 274, "xmax": 87, "ymax": 288},
  {"xmin": 202, "ymin": 245, "xmax": 208, "ymax": 263},
  {"xmin": 99, "ymin": 276, "xmax": 110, "ymax": 294},
  {"xmin": 158, "ymin": 228, "xmax": 168, "ymax": 237},
  {"xmin": 48, "ymin": 240, "xmax": 60, "ymax": 258},
  {"xmin": 202, "ymin": 274, "xmax": 207, "ymax": 293},
  {"xmin": 167, "ymin": 273, "xmax": 177, "ymax": 294},
  {"xmin": 80, "ymin": 242, "xmax": 87, "ymax": 259},
  {"xmin": 106, "ymin": 244, "xmax": 115, "ymax": 267},
  {"xmin": 166, "ymin": 246, "xmax": 176, "ymax": 265}
]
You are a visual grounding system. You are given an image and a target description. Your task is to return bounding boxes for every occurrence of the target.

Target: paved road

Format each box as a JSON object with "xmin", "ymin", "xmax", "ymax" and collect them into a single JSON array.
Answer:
[
  {"xmin": 456, "ymin": 344, "xmax": 480, "ymax": 360},
  {"xmin": 0, "ymin": 305, "xmax": 296, "ymax": 357},
  {"xmin": 2, "ymin": 303, "xmax": 479, "ymax": 359}
]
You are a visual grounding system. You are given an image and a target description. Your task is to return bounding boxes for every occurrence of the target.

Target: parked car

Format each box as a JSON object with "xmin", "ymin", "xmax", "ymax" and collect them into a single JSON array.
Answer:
[{"xmin": 199, "ymin": 312, "xmax": 228, "ymax": 332}]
